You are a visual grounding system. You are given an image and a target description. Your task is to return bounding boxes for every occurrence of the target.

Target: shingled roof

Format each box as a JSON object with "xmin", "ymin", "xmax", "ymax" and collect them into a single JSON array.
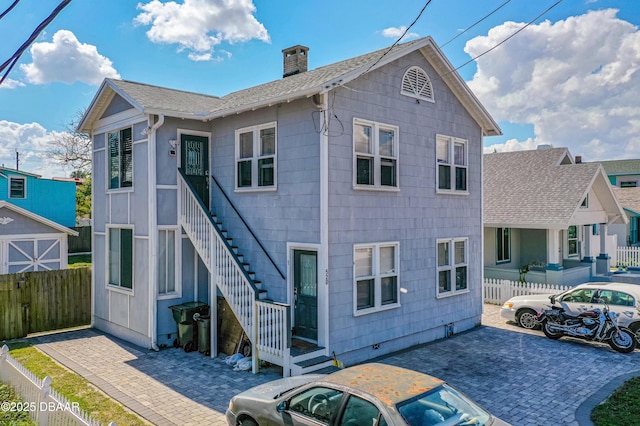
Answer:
[
  {"xmin": 79, "ymin": 37, "xmax": 501, "ymax": 136},
  {"xmin": 612, "ymin": 187, "xmax": 640, "ymax": 215},
  {"xmin": 484, "ymin": 148, "xmax": 624, "ymax": 228},
  {"xmin": 598, "ymin": 159, "xmax": 640, "ymax": 175}
]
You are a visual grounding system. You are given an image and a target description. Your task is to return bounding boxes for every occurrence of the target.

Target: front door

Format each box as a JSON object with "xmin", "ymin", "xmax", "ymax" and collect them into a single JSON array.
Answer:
[
  {"xmin": 181, "ymin": 134, "xmax": 209, "ymax": 207},
  {"xmin": 293, "ymin": 250, "xmax": 318, "ymax": 341}
]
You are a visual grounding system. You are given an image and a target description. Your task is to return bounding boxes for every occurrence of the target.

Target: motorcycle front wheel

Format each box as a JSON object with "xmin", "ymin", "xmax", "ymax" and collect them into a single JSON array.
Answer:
[
  {"xmin": 608, "ymin": 328, "xmax": 637, "ymax": 353},
  {"xmin": 542, "ymin": 320, "xmax": 563, "ymax": 340}
]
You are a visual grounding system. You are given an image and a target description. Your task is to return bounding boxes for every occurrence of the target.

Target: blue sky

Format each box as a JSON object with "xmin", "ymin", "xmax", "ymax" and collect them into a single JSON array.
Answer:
[{"xmin": 1, "ymin": 0, "xmax": 639, "ymax": 177}]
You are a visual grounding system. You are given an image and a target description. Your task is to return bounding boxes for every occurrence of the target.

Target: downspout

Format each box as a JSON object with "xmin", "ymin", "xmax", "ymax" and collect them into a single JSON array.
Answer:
[
  {"xmin": 148, "ymin": 114, "xmax": 165, "ymax": 351},
  {"xmin": 319, "ymin": 91, "xmax": 330, "ymax": 349}
]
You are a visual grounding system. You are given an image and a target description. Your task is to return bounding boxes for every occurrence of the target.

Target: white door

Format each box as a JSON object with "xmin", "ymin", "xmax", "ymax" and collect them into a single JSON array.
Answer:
[{"xmin": 7, "ymin": 238, "xmax": 62, "ymax": 273}]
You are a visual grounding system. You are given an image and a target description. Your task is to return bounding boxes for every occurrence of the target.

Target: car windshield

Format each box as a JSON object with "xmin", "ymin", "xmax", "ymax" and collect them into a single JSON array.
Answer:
[{"xmin": 397, "ymin": 384, "xmax": 491, "ymax": 426}]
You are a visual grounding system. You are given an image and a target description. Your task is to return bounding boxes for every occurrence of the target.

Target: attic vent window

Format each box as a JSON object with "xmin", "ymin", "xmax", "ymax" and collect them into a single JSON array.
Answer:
[{"xmin": 401, "ymin": 66, "xmax": 434, "ymax": 102}]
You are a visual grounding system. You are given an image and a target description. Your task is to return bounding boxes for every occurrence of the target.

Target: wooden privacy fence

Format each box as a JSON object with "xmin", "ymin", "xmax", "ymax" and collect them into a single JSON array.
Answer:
[
  {"xmin": 68, "ymin": 226, "xmax": 92, "ymax": 253},
  {"xmin": 617, "ymin": 246, "xmax": 640, "ymax": 267},
  {"xmin": 0, "ymin": 268, "xmax": 91, "ymax": 340},
  {"xmin": 484, "ymin": 278, "xmax": 570, "ymax": 305}
]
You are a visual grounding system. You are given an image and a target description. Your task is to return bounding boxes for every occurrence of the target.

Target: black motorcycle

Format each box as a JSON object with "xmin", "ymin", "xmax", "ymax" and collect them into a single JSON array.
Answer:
[{"xmin": 538, "ymin": 296, "xmax": 637, "ymax": 353}]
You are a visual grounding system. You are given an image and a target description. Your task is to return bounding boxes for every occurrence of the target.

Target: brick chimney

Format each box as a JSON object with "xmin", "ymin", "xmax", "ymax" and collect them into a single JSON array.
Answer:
[
  {"xmin": 282, "ymin": 45, "xmax": 309, "ymax": 78},
  {"xmin": 575, "ymin": 155, "xmax": 582, "ymax": 164}
]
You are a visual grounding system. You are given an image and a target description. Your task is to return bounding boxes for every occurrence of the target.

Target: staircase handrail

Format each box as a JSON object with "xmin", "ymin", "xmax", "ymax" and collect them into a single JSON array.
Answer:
[
  {"xmin": 178, "ymin": 169, "xmax": 260, "ymax": 298},
  {"xmin": 210, "ymin": 174, "xmax": 286, "ymax": 280}
]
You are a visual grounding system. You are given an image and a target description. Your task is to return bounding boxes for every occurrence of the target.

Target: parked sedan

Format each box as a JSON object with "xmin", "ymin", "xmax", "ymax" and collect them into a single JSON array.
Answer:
[
  {"xmin": 226, "ymin": 363, "xmax": 508, "ymax": 426},
  {"xmin": 500, "ymin": 282, "xmax": 640, "ymax": 336}
]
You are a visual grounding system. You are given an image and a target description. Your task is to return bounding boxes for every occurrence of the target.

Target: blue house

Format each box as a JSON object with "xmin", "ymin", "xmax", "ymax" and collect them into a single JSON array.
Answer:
[
  {"xmin": 0, "ymin": 168, "xmax": 78, "ymax": 274},
  {"xmin": 79, "ymin": 38, "xmax": 501, "ymax": 376},
  {"xmin": 0, "ymin": 167, "xmax": 76, "ymax": 227}
]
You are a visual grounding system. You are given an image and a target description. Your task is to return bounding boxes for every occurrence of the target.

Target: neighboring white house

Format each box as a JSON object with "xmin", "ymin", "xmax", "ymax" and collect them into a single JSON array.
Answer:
[
  {"xmin": 79, "ymin": 37, "xmax": 501, "ymax": 376},
  {"xmin": 484, "ymin": 146, "xmax": 627, "ymax": 286},
  {"xmin": 0, "ymin": 201, "xmax": 78, "ymax": 274}
]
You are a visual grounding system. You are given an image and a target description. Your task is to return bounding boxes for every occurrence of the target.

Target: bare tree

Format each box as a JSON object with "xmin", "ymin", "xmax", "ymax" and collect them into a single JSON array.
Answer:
[{"xmin": 51, "ymin": 109, "xmax": 92, "ymax": 173}]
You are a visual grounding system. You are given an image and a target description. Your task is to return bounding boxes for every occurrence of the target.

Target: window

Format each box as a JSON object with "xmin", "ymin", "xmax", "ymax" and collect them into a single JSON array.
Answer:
[
  {"xmin": 354, "ymin": 243, "xmax": 400, "ymax": 314},
  {"xmin": 235, "ymin": 122, "xmax": 276, "ymax": 190},
  {"xmin": 401, "ymin": 66, "xmax": 434, "ymax": 102},
  {"xmin": 9, "ymin": 177, "xmax": 25, "ymax": 198},
  {"xmin": 437, "ymin": 238, "xmax": 468, "ymax": 297},
  {"xmin": 567, "ymin": 226, "xmax": 578, "ymax": 256},
  {"xmin": 108, "ymin": 228, "xmax": 133, "ymax": 290},
  {"xmin": 620, "ymin": 181, "xmax": 637, "ymax": 188},
  {"xmin": 158, "ymin": 229, "xmax": 176, "ymax": 295},
  {"xmin": 108, "ymin": 127, "xmax": 133, "ymax": 189},
  {"xmin": 339, "ymin": 395, "xmax": 385, "ymax": 426},
  {"xmin": 496, "ymin": 228, "xmax": 510, "ymax": 263},
  {"xmin": 436, "ymin": 135, "xmax": 467, "ymax": 193},
  {"xmin": 289, "ymin": 387, "xmax": 343, "ymax": 424},
  {"xmin": 354, "ymin": 119, "xmax": 399, "ymax": 189},
  {"xmin": 580, "ymin": 195, "xmax": 589, "ymax": 208}
]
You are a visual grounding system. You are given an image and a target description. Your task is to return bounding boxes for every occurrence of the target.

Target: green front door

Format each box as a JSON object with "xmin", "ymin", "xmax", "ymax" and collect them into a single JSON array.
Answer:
[
  {"xmin": 293, "ymin": 250, "xmax": 318, "ymax": 341},
  {"xmin": 181, "ymin": 134, "xmax": 209, "ymax": 207}
]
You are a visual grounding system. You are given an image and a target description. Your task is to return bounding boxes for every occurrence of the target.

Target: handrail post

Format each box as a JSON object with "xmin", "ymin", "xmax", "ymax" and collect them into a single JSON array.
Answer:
[{"xmin": 253, "ymin": 301, "xmax": 259, "ymax": 374}]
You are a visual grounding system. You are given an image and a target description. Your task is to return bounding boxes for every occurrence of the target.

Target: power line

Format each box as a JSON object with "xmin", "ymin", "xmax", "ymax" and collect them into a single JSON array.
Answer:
[
  {"xmin": 0, "ymin": 0, "xmax": 73, "ymax": 86},
  {"xmin": 440, "ymin": 0, "xmax": 513, "ymax": 48},
  {"xmin": 0, "ymin": 0, "xmax": 20, "ymax": 21}
]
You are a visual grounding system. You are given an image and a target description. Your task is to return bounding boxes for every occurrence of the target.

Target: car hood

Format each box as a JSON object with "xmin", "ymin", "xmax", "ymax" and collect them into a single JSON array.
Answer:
[
  {"xmin": 235, "ymin": 374, "xmax": 326, "ymax": 401},
  {"xmin": 506, "ymin": 293, "xmax": 555, "ymax": 304}
]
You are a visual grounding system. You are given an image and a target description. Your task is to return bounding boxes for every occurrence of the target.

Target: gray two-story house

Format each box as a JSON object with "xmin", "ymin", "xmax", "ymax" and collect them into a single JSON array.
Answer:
[{"xmin": 79, "ymin": 37, "xmax": 500, "ymax": 376}]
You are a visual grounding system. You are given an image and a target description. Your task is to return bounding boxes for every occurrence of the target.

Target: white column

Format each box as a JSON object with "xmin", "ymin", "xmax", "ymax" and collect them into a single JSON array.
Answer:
[
  {"xmin": 582, "ymin": 225, "xmax": 594, "ymax": 262},
  {"xmin": 546, "ymin": 228, "xmax": 562, "ymax": 270},
  {"xmin": 596, "ymin": 223, "xmax": 611, "ymax": 275}
]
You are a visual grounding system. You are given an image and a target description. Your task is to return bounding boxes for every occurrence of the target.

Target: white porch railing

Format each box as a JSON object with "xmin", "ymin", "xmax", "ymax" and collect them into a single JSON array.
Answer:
[
  {"xmin": 0, "ymin": 345, "xmax": 110, "ymax": 426},
  {"xmin": 178, "ymin": 172, "xmax": 290, "ymax": 373},
  {"xmin": 483, "ymin": 278, "xmax": 570, "ymax": 305},
  {"xmin": 617, "ymin": 246, "xmax": 640, "ymax": 267}
]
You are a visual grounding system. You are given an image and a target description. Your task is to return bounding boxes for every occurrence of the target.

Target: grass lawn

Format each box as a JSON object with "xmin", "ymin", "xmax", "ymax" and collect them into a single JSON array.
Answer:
[
  {"xmin": 68, "ymin": 253, "xmax": 91, "ymax": 269},
  {"xmin": 4, "ymin": 340, "xmax": 147, "ymax": 426},
  {"xmin": 0, "ymin": 382, "xmax": 36, "ymax": 425},
  {"xmin": 591, "ymin": 376, "xmax": 640, "ymax": 426}
]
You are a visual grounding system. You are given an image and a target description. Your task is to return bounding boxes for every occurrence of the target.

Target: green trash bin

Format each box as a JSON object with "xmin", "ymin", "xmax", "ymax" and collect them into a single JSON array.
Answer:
[
  {"xmin": 197, "ymin": 315, "xmax": 211, "ymax": 355},
  {"xmin": 169, "ymin": 302, "xmax": 209, "ymax": 350}
]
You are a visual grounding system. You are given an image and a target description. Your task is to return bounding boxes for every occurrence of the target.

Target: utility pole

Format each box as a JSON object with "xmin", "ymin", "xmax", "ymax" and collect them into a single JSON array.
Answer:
[{"xmin": 15, "ymin": 149, "xmax": 19, "ymax": 170}]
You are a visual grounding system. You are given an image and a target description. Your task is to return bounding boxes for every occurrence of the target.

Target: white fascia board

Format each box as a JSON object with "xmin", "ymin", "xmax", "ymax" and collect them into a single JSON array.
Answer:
[{"xmin": 0, "ymin": 201, "xmax": 79, "ymax": 236}]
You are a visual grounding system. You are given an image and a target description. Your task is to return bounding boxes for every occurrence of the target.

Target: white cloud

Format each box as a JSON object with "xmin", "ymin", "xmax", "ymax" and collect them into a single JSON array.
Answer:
[
  {"xmin": 0, "ymin": 78, "xmax": 26, "ymax": 89},
  {"xmin": 483, "ymin": 138, "xmax": 539, "ymax": 154},
  {"xmin": 381, "ymin": 26, "xmax": 419, "ymax": 40},
  {"xmin": 20, "ymin": 30, "xmax": 120, "ymax": 85},
  {"xmin": 466, "ymin": 9, "xmax": 640, "ymax": 160},
  {"xmin": 0, "ymin": 121, "xmax": 72, "ymax": 178},
  {"xmin": 134, "ymin": 0, "xmax": 270, "ymax": 61}
]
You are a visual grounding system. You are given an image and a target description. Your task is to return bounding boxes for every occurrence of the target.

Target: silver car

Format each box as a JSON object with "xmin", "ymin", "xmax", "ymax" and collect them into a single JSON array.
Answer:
[
  {"xmin": 500, "ymin": 282, "xmax": 640, "ymax": 338},
  {"xmin": 226, "ymin": 363, "xmax": 509, "ymax": 426}
]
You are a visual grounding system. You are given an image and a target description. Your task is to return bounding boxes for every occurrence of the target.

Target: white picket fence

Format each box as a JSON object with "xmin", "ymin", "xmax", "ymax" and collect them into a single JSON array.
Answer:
[
  {"xmin": 483, "ymin": 278, "xmax": 570, "ymax": 305},
  {"xmin": 0, "ymin": 345, "xmax": 114, "ymax": 426},
  {"xmin": 617, "ymin": 246, "xmax": 640, "ymax": 267}
]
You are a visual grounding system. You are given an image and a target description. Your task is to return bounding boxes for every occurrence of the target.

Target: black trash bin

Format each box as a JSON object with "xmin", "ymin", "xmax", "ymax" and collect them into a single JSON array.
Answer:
[{"xmin": 169, "ymin": 301, "xmax": 209, "ymax": 351}]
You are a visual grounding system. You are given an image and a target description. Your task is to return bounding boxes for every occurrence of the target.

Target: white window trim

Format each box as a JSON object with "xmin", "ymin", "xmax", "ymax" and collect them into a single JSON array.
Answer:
[
  {"xmin": 106, "ymin": 225, "xmax": 135, "ymax": 294},
  {"xmin": 8, "ymin": 176, "xmax": 26, "ymax": 199},
  {"xmin": 234, "ymin": 121, "xmax": 277, "ymax": 192},
  {"xmin": 353, "ymin": 118, "xmax": 400, "ymax": 191},
  {"xmin": 436, "ymin": 135, "xmax": 469, "ymax": 195},
  {"xmin": 567, "ymin": 226, "xmax": 579, "ymax": 257},
  {"xmin": 106, "ymin": 126, "xmax": 134, "ymax": 193},
  {"xmin": 353, "ymin": 242, "xmax": 400, "ymax": 316},
  {"xmin": 437, "ymin": 238, "xmax": 469, "ymax": 298},
  {"xmin": 400, "ymin": 66, "xmax": 435, "ymax": 103},
  {"xmin": 157, "ymin": 226, "xmax": 181, "ymax": 300}
]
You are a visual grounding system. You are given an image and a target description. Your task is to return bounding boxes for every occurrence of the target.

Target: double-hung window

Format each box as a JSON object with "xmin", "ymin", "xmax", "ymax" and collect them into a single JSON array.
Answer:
[
  {"xmin": 567, "ymin": 226, "xmax": 578, "ymax": 256},
  {"xmin": 236, "ymin": 122, "xmax": 277, "ymax": 190},
  {"xmin": 158, "ymin": 229, "xmax": 177, "ymax": 296},
  {"xmin": 9, "ymin": 177, "xmax": 26, "ymax": 198},
  {"xmin": 354, "ymin": 242, "xmax": 400, "ymax": 314},
  {"xmin": 436, "ymin": 135, "xmax": 467, "ymax": 193},
  {"xmin": 354, "ymin": 119, "xmax": 399, "ymax": 189},
  {"xmin": 496, "ymin": 228, "xmax": 510, "ymax": 263},
  {"xmin": 108, "ymin": 127, "xmax": 133, "ymax": 189},
  {"xmin": 108, "ymin": 228, "xmax": 133, "ymax": 290},
  {"xmin": 437, "ymin": 238, "xmax": 468, "ymax": 297}
]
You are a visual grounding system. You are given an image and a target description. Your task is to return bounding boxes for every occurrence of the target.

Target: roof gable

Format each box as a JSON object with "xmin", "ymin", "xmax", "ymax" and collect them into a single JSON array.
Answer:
[
  {"xmin": 484, "ymin": 148, "xmax": 625, "ymax": 228},
  {"xmin": 80, "ymin": 37, "xmax": 501, "ymax": 136},
  {"xmin": 612, "ymin": 187, "xmax": 640, "ymax": 216},
  {"xmin": 0, "ymin": 201, "xmax": 78, "ymax": 235}
]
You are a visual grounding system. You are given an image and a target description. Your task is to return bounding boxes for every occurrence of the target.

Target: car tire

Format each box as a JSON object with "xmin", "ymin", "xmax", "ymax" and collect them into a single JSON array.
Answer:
[
  {"xmin": 517, "ymin": 309, "xmax": 538, "ymax": 329},
  {"xmin": 238, "ymin": 417, "xmax": 258, "ymax": 426}
]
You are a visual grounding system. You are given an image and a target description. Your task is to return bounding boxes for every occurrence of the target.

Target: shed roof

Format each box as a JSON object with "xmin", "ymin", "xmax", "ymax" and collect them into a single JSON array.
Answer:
[
  {"xmin": 79, "ymin": 37, "xmax": 501, "ymax": 137},
  {"xmin": 0, "ymin": 201, "xmax": 78, "ymax": 236},
  {"xmin": 484, "ymin": 148, "xmax": 625, "ymax": 228}
]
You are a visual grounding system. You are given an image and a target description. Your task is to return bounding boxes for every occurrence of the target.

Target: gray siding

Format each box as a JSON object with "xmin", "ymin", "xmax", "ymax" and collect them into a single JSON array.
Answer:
[
  {"xmin": 326, "ymin": 51, "xmax": 484, "ymax": 364},
  {"xmin": 0, "ymin": 207, "xmax": 62, "ymax": 235}
]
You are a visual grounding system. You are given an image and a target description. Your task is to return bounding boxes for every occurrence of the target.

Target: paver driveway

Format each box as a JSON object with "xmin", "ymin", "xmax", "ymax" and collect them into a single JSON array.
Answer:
[{"xmin": 28, "ymin": 304, "xmax": 640, "ymax": 426}]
